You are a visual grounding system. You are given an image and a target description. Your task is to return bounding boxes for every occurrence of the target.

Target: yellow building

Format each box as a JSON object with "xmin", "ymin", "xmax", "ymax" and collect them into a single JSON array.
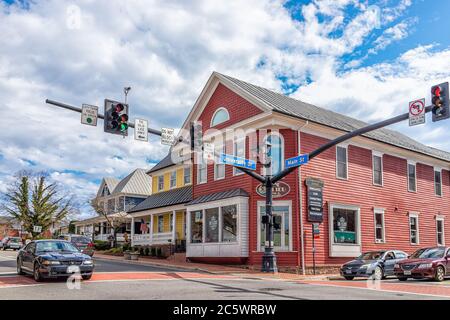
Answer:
[{"xmin": 129, "ymin": 153, "xmax": 192, "ymax": 252}]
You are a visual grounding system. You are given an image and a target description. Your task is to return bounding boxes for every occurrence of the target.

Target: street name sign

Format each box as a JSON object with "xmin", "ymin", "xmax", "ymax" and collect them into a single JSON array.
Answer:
[
  {"xmin": 203, "ymin": 143, "xmax": 215, "ymax": 162},
  {"xmin": 134, "ymin": 119, "xmax": 148, "ymax": 142},
  {"xmin": 409, "ymin": 98, "xmax": 426, "ymax": 126},
  {"xmin": 81, "ymin": 104, "xmax": 98, "ymax": 126},
  {"xmin": 161, "ymin": 128, "xmax": 175, "ymax": 146},
  {"xmin": 285, "ymin": 154, "xmax": 309, "ymax": 169},
  {"xmin": 220, "ymin": 153, "xmax": 256, "ymax": 170}
]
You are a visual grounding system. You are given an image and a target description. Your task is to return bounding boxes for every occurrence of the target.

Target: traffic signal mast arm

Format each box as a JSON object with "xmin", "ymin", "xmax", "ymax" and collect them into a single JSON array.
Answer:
[{"xmin": 270, "ymin": 105, "xmax": 434, "ymax": 184}]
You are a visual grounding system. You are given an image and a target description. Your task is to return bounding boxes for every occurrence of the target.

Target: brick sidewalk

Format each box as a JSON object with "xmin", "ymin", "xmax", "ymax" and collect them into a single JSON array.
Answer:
[{"xmin": 94, "ymin": 253, "xmax": 339, "ymax": 281}]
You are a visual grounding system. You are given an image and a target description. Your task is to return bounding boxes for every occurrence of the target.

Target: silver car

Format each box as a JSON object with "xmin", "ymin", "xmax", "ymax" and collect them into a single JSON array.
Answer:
[{"xmin": 2, "ymin": 237, "xmax": 23, "ymax": 251}]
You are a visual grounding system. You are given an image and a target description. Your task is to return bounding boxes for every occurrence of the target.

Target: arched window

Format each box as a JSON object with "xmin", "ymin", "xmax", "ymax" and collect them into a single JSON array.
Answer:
[
  {"xmin": 264, "ymin": 133, "xmax": 284, "ymax": 176},
  {"xmin": 211, "ymin": 107, "xmax": 230, "ymax": 127}
]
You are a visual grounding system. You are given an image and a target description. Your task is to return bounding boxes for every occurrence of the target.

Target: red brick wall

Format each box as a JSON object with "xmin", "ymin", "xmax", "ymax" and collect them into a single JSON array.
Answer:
[{"xmin": 300, "ymin": 131, "xmax": 450, "ymax": 266}]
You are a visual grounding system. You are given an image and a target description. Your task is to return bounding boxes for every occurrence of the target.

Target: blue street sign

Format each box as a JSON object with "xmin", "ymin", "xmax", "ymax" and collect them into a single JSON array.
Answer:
[
  {"xmin": 220, "ymin": 153, "xmax": 256, "ymax": 170},
  {"xmin": 285, "ymin": 154, "xmax": 309, "ymax": 169}
]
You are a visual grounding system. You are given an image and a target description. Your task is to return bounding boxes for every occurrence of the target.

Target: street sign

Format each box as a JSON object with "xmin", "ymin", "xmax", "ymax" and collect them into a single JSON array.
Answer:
[
  {"xmin": 409, "ymin": 98, "xmax": 426, "ymax": 126},
  {"xmin": 81, "ymin": 104, "xmax": 98, "ymax": 126},
  {"xmin": 161, "ymin": 128, "xmax": 175, "ymax": 146},
  {"xmin": 203, "ymin": 143, "xmax": 215, "ymax": 162},
  {"xmin": 220, "ymin": 153, "xmax": 256, "ymax": 170},
  {"xmin": 313, "ymin": 223, "xmax": 320, "ymax": 239},
  {"xmin": 33, "ymin": 225, "xmax": 42, "ymax": 233},
  {"xmin": 134, "ymin": 119, "xmax": 148, "ymax": 142},
  {"xmin": 285, "ymin": 154, "xmax": 309, "ymax": 169}
]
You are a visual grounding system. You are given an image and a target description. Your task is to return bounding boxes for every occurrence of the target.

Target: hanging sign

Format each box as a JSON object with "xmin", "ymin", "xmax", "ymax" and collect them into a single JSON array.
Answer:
[
  {"xmin": 256, "ymin": 181, "xmax": 290, "ymax": 198},
  {"xmin": 306, "ymin": 177, "xmax": 324, "ymax": 223}
]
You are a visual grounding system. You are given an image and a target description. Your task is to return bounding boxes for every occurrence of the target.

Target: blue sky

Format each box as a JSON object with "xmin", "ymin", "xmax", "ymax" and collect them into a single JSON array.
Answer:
[{"xmin": 0, "ymin": 0, "xmax": 449, "ymax": 219}]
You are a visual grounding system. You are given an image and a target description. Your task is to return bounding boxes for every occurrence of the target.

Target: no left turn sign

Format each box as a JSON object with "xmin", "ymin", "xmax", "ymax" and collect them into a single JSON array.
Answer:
[{"xmin": 409, "ymin": 98, "xmax": 425, "ymax": 126}]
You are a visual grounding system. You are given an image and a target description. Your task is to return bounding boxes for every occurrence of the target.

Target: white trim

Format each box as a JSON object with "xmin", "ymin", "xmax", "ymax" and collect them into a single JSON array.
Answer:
[
  {"xmin": 436, "ymin": 216, "xmax": 445, "ymax": 246},
  {"xmin": 336, "ymin": 145, "xmax": 348, "ymax": 180},
  {"xmin": 408, "ymin": 212, "xmax": 420, "ymax": 245},
  {"xmin": 407, "ymin": 162, "xmax": 417, "ymax": 193},
  {"xmin": 329, "ymin": 202, "xmax": 361, "ymax": 257},
  {"xmin": 373, "ymin": 208, "xmax": 385, "ymax": 243},
  {"xmin": 256, "ymin": 200, "xmax": 293, "ymax": 252},
  {"xmin": 261, "ymin": 131, "xmax": 285, "ymax": 176},
  {"xmin": 372, "ymin": 152, "xmax": 383, "ymax": 187},
  {"xmin": 434, "ymin": 168, "xmax": 443, "ymax": 197},
  {"xmin": 210, "ymin": 107, "xmax": 230, "ymax": 127}
]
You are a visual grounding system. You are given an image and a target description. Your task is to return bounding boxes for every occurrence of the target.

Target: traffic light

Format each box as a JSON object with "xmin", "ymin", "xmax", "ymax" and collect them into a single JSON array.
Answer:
[
  {"xmin": 190, "ymin": 121, "xmax": 203, "ymax": 151},
  {"xmin": 431, "ymin": 82, "xmax": 449, "ymax": 122},
  {"xmin": 104, "ymin": 99, "xmax": 129, "ymax": 135}
]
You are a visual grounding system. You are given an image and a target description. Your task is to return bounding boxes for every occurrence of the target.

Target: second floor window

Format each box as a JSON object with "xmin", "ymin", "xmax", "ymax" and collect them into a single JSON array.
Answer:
[
  {"xmin": 336, "ymin": 146, "xmax": 348, "ymax": 179},
  {"xmin": 407, "ymin": 163, "xmax": 416, "ymax": 192},
  {"xmin": 198, "ymin": 155, "xmax": 207, "ymax": 184},
  {"xmin": 158, "ymin": 176, "xmax": 164, "ymax": 191},
  {"xmin": 215, "ymin": 144, "xmax": 225, "ymax": 180},
  {"xmin": 372, "ymin": 154, "xmax": 383, "ymax": 186},
  {"xmin": 435, "ymin": 170, "xmax": 442, "ymax": 196},
  {"xmin": 184, "ymin": 167, "xmax": 191, "ymax": 185},
  {"xmin": 170, "ymin": 171, "xmax": 177, "ymax": 189}
]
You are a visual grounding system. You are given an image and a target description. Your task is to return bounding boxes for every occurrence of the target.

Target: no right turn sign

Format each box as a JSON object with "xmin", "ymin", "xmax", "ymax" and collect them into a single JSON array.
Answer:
[{"xmin": 409, "ymin": 98, "xmax": 426, "ymax": 126}]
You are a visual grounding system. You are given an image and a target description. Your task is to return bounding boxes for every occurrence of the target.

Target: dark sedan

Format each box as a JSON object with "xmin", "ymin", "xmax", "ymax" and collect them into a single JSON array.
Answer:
[
  {"xmin": 17, "ymin": 240, "xmax": 94, "ymax": 282},
  {"xmin": 394, "ymin": 247, "xmax": 450, "ymax": 282},
  {"xmin": 341, "ymin": 250, "xmax": 408, "ymax": 280}
]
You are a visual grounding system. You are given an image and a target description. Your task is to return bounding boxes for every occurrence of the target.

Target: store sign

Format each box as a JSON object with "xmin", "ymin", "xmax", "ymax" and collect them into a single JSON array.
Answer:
[
  {"xmin": 306, "ymin": 177, "xmax": 324, "ymax": 222},
  {"xmin": 256, "ymin": 181, "xmax": 290, "ymax": 198}
]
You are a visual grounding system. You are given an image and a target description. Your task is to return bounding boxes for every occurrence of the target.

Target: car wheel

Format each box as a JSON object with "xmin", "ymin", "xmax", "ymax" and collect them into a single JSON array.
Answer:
[
  {"xmin": 434, "ymin": 266, "xmax": 445, "ymax": 282},
  {"xmin": 397, "ymin": 277, "xmax": 408, "ymax": 281},
  {"xmin": 344, "ymin": 276, "xmax": 354, "ymax": 280},
  {"xmin": 373, "ymin": 266, "xmax": 384, "ymax": 280},
  {"xmin": 16, "ymin": 259, "xmax": 25, "ymax": 275},
  {"xmin": 82, "ymin": 274, "xmax": 92, "ymax": 280},
  {"xmin": 33, "ymin": 263, "xmax": 42, "ymax": 282}
]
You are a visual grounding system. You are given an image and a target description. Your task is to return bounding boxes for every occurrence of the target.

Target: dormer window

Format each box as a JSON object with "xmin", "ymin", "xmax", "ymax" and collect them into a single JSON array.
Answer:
[
  {"xmin": 102, "ymin": 185, "xmax": 110, "ymax": 197},
  {"xmin": 211, "ymin": 107, "xmax": 230, "ymax": 127}
]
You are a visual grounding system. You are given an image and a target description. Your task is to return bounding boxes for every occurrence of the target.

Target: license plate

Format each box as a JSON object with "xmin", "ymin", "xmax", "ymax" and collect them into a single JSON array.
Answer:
[
  {"xmin": 345, "ymin": 270, "xmax": 352, "ymax": 274},
  {"xmin": 404, "ymin": 271, "xmax": 411, "ymax": 275}
]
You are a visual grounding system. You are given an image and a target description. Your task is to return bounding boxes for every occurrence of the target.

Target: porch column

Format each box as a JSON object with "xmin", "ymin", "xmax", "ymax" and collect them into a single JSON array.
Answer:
[
  {"xmin": 100, "ymin": 222, "xmax": 104, "ymax": 235},
  {"xmin": 172, "ymin": 211, "xmax": 176, "ymax": 243},
  {"xmin": 131, "ymin": 216, "xmax": 135, "ymax": 247},
  {"xmin": 150, "ymin": 214, "xmax": 154, "ymax": 242}
]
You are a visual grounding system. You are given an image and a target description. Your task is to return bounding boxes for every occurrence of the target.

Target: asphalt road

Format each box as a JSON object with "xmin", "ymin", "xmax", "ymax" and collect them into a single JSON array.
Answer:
[{"xmin": 1, "ymin": 250, "xmax": 450, "ymax": 300}]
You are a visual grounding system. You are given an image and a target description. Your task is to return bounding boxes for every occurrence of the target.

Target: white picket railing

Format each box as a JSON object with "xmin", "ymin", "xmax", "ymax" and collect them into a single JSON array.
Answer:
[
  {"xmin": 94, "ymin": 233, "xmax": 125, "ymax": 242},
  {"xmin": 132, "ymin": 232, "xmax": 173, "ymax": 246}
]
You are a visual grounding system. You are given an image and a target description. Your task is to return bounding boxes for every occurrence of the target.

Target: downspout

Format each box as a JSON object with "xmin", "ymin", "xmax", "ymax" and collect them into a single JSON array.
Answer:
[{"xmin": 297, "ymin": 121, "xmax": 309, "ymax": 275}]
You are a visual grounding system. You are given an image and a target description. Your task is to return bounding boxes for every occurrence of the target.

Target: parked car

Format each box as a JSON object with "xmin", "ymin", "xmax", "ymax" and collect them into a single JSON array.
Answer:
[
  {"xmin": 17, "ymin": 240, "xmax": 94, "ymax": 282},
  {"xmin": 2, "ymin": 237, "xmax": 23, "ymax": 251},
  {"xmin": 394, "ymin": 247, "xmax": 450, "ymax": 282},
  {"xmin": 58, "ymin": 234, "xmax": 94, "ymax": 257},
  {"xmin": 340, "ymin": 250, "xmax": 408, "ymax": 280}
]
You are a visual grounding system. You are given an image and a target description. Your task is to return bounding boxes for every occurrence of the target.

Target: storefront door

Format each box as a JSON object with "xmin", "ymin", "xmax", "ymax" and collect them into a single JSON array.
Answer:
[{"xmin": 260, "ymin": 205, "xmax": 290, "ymax": 251}]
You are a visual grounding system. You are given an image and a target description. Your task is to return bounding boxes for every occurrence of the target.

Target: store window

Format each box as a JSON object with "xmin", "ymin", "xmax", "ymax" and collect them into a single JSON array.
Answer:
[
  {"xmin": 170, "ymin": 171, "xmax": 177, "ymax": 189},
  {"xmin": 407, "ymin": 163, "xmax": 416, "ymax": 192},
  {"xmin": 409, "ymin": 213, "xmax": 419, "ymax": 244},
  {"xmin": 158, "ymin": 175, "xmax": 164, "ymax": 191},
  {"xmin": 435, "ymin": 170, "xmax": 442, "ymax": 196},
  {"xmin": 211, "ymin": 108, "xmax": 230, "ymax": 127},
  {"xmin": 184, "ymin": 167, "xmax": 191, "ymax": 185},
  {"xmin": 437, "ymin": 218, "xmax": 444, "ymax": 246},
  {"xmin": 222, "ymin": 205, "xmax": 237, "ymax": 242},
  {"xmin": 205, "ymin": 208, "xmax": 219, "ymax": 243},
  {"xmin": 333, "ymin": 207, "xmax": 357, "ymax": 244},
  {"xmin": 373, "ymin": 154, "xmax": 383, "ymax": 186},
  {"xmin": 374, "ymin": 209, "xmax": 385, "ymax": 243},
  {"xmin": 336, "ymin": 146, "xmax": 348, "ymax": 179},
  {"xmin": 158, "ymin": 215, "xmax": 164, "ymax": 233},
  {"xmin": 190, "ymin": 211, "xmax": 203, "ymax": 243},
  {"xmin": 260, "ymin": 205, "xmax": 290, "ymax": 251}
]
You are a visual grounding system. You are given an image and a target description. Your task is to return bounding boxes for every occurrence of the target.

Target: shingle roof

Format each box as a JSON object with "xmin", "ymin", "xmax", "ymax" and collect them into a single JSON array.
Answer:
[
  {"xmin": 113, "ymin": 169, "xmax": 152, "ymax": 195},
  {"xmin": 217, "ymin": 72, "xmax": 450, "ymax": 162},
  {"xmin": 147, "ymin": 154, "xmax": 175, "ymax": 174},
  {"xmin": 187, "ymin": 188, "xmax": 249, "ymax": 206},
  {"xmin": 128, "ymin": 186, "xmax": 193, "ymax": 213}
]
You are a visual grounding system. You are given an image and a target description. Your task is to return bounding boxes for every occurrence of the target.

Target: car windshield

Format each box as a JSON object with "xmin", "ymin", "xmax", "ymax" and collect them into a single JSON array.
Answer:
[
  {"xmin": 410, "ymin": 247, "xmax": 445, "ymax": 259},
  {"xmin": 36, "ymin": 241, "xmax": 79, "ymax": 253},
  {"xmin": 10, "ymin": 238, "xmax": 20, "ymax": 243},
  {"xmin": 357, "ymin": 251, "xmax": 385, "ymax": 260},
  {"xmin": 71, "ymin": 236, "xmax": 90, "ymax": 244}
]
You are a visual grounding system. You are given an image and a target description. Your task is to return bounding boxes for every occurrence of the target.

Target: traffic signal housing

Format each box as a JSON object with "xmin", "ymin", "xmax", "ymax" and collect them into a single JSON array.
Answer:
[
  {"xmin": 190, "ymin": 121, "xmax": 203, "ymax": 151},
  {"xmin": 104, "ymin": 99, "xmax": 129, "ymax": 136},
  {"xmin": 431, "ymin": 82, "xmax": 449, "ymax": 122}
]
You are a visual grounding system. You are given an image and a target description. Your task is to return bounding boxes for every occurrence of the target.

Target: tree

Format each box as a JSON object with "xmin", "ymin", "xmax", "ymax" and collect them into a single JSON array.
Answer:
[
  {"xmin": 1, "ymin": 171, "xmax": 75, "ymax": 239},
  {"xmin": 91, "ymin": 199, "xmax": 127, "ymax": 248}
]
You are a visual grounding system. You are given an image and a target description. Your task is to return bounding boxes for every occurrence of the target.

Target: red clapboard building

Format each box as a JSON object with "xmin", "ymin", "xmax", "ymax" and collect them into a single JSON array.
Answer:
[{"xmin": 172, "ymin": 71, "xmax": 450, "ymax": 272}]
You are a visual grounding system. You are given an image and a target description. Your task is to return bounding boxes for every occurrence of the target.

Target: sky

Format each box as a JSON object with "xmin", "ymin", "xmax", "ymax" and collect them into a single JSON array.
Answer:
[{"xmin": 0, "ymin": 0, "xmax": 450, "ymax": 219}]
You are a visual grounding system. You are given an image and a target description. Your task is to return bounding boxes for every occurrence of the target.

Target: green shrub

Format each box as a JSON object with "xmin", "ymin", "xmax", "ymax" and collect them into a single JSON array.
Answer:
[
  {"xmin": 122, "ymin": 243, "xmax": 131, "ymax": 251},
  {"xmin": 151, "ymin": 247, "xmax": 156, "ymax": 256},
  {"xmin": 139, "ymin": 247, "xmax": 145, "ymax": 256},
  {"xmin": 94, "ymin": 240, "xmax": 110, "ymax": 251},
  {"xmin": 156, "ymin": 247, "xmax": 162, "ymax": 257},
  {"xmin": 144, "ymin": 247, "xmax": 150, "ymax": 256}
]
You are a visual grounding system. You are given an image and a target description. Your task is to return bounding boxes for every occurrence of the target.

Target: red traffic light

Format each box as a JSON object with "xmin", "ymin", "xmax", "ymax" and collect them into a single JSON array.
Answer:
[
  {"xmin": 114, "ymin": 103, "xmax": 124, "ymax": 113},
  {"xmin": 432, "ymin": 86, "xmax": 442, "ymax": 97}
]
